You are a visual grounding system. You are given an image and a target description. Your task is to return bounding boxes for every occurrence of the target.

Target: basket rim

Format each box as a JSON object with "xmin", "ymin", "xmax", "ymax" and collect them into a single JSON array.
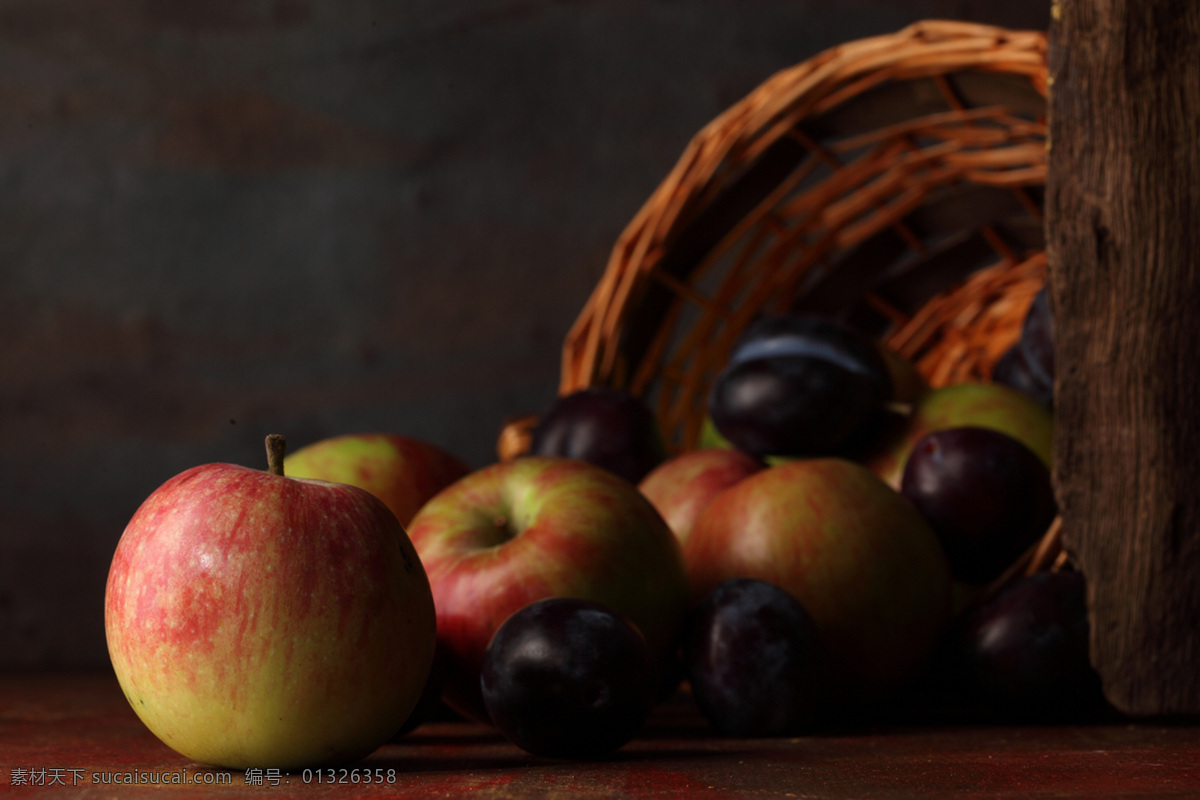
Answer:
[{"xmin": 562, "ymin": 19, "xmax": 1048, "ymax": 398}]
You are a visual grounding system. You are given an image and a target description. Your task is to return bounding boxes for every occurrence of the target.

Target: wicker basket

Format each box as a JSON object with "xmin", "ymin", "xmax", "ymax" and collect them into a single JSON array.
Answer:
[{"xmin": 502, "ymin": 20, "xmax": 1062, "ymax": 584}]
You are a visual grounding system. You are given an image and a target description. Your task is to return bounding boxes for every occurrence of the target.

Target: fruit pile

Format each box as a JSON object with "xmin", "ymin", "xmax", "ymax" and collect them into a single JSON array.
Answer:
[
  {"xmin": 516, "ymin": 288, "xmax": 1104, "ymax": 738},
  {"xmin": 103, "ymin": 282, "xmax": 1106, "ymax": 771}
]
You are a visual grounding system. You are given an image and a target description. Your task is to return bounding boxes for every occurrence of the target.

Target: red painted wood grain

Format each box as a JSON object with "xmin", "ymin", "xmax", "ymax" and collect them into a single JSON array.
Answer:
[{"xmin": 2, "ymin": 674, "xmax": 1199, "ymax": 798}]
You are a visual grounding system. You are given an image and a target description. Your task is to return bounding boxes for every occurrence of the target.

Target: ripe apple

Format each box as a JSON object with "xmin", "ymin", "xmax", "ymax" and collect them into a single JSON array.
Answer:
[
  {"xmin": 684, "ymin": 458, "xmax": 951, "ymax": 700},
  {"xmin": 406, "ymin": 456, "xmax": 690, "ymax": 722},
  {"xmin": 638, "ymin": 448, "xmax": 765, "ymax": 552},
  {"xmin": 105, "ymin": 435, "xmax": 437, "ymax": 769},
  {"xmin": 862, "ymin": 381, "xmax": 1054, "ymax": 489},
  {"xmin": 283, "ymin": 433, "xmax": 470, "ymax": 526}
]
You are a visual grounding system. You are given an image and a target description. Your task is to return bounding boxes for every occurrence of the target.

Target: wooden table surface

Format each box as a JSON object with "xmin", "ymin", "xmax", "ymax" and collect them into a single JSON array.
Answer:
[{"xmin": 3, "ymin": 672, "xmax": 1199, "ymax": 798}]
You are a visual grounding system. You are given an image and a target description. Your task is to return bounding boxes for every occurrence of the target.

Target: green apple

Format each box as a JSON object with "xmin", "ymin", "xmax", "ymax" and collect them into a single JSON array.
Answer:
[
  {"xmin": 284, "ymin": 433, "xmax": 470, "ymax": 526},
  {"xmin": 862, "ymin": 381, "xmax": 1054, "ymax": 489},
  {"xmin": 684, "ymin": 458, "xmax": 952, "ymax": 700},
  {"xmin": 105, "ymin": 435, "xmax": 437, "ymax": 769}
]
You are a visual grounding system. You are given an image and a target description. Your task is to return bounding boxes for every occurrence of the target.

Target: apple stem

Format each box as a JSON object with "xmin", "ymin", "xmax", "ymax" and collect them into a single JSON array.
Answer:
[{"xmin": 265, "ymin": 434, "xmax": 287, "ymax": 476}]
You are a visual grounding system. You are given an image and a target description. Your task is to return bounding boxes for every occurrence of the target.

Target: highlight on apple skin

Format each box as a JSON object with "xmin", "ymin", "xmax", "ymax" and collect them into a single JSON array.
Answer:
[{"xmin": 104, "ymin": 435, "xmax": 437, "ymax": 769}]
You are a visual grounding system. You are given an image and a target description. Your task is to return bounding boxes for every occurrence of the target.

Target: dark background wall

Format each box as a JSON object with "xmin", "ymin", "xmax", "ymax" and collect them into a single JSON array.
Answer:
[{"xmin": 0, "ymin": 0, "xmax": 1048, "ymax": 671}]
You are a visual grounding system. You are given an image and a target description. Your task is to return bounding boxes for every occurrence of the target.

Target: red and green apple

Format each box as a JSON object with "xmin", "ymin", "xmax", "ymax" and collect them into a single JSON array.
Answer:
[
  {"xmin": 105, "ymin": 435, "xmax": 437, "ymax": 769},
  {"xmin": 638, "ymin": 448, "xmax": 764, "ymax": 552},
  {"xmin": 684, "ymin": 457, "xmax": 952, "ymax": 700},
  {"xmin": 407, "ymin": 456, "xmax": 690, "ymax": 722},
  {"xmin": 283, "ymin": 433, "xmax": 470, "ymax": 526}
]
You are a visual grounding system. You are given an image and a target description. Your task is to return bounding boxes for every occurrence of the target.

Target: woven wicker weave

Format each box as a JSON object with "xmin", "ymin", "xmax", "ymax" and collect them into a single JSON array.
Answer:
[{"xmin": 501, "ymin": 20, "xmax": 1059, "ymax": 584}]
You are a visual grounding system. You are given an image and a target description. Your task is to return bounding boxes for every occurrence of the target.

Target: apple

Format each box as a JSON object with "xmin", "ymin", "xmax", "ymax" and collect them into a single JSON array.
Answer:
[
  {"xmin": 105, "ymin": 435, "xmax": 437, "ymax": 769},
  {"xmin": 638, "ymin": 448, "xmax": 765, "ymax": 551},
  {"xmin": 283, "ymin": 433, "xmax": 470, "ymax": 526},
  {"xmin": 406, "ymin": 455, "xmax": 690, "ymax": 722},
  {"xmin": 684, "ymin": 458, "xmax": 951, "ymax": 700},
  {"xmin": 862, "ymin": 381, "xmax": 1054, "ymax": 489}
]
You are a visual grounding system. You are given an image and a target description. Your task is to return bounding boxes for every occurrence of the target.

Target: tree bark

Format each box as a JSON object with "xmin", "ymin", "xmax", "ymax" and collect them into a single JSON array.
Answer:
[{"xmin": 1046, "ymin": 0, "xmax": 1200, "ymax": 715}]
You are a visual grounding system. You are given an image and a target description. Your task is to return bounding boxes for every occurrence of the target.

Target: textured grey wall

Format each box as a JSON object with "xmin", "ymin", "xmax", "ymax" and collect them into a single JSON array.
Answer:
[{"xmin": 0, "ymin": 0, "xmax": 1048, "ymax": 670}]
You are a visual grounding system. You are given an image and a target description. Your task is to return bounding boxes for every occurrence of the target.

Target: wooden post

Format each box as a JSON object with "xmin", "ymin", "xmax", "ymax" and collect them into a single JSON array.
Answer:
[{"xmin": 1046, "ymin": 1, "xmax": 1200, "ymax": 715}]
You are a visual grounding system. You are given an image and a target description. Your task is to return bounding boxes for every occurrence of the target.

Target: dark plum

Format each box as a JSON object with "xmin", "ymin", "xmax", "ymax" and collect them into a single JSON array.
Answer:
[
  {"xmin": 683, "ymin": 579, "xmax": 826, "ymax": 737},
  {"xmin": 900, "ymin": 426, "xmax": 1057, "ymax": 585},
  {"xmin": 528, "ymin": 387, "xmax": 666, "ymax": 485},
  {"xmin": 480, "ymin": 597, "xmax": 657, "ymax": 759},
  {"xmin": 992, "ymin": 343, "xmax": 1053, "ymax": 410},
  {"xmin": 1019, "ymin": 285, "xmax": 1054, "ymax": 388},
  {"xmin": 729, "ymin": 313, "xmax": 894, "ymax": 401},
  {"xmin": 708, "ymin": 355, "xmax": 887, "ymax": 458},
  {"xmin": 953, "ymin": 571, "xmax": 1104, "ymax": 718}
]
